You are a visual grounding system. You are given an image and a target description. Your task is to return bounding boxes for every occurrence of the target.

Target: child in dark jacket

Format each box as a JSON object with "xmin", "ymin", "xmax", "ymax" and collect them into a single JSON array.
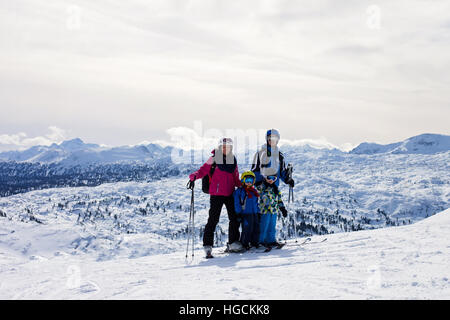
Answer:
[{"xmin": 233, "ymin": 171, "xmax": 260, "ymax": 250}]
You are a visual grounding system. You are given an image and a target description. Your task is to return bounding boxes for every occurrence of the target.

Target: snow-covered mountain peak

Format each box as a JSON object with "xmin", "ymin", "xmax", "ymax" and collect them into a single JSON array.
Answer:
[
  {"xmin": 0, "ymin": 138, "xmax": 172, "ymax": 165},
  {"xmin": 350, "ymin": 133, "xmax": 450, "ymax": 155},
  {"xmin": 395, "ymin": 133, "xmax": 450, "ymax": 154},
  {"xmin": 59, "ymin": 138, "xmax": 87, "ymax": 150}
]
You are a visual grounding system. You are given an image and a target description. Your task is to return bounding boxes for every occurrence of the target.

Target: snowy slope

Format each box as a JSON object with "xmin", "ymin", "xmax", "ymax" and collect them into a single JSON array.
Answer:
[
  {"xmin": 0, "ymin": 134, "xmax": 448, "ymax": 299},
  {"xmin": 0, "ymin": 152, "xmax": 448, "ymax": 263},
  {"xmin": 0, "ymin": 145, "xmax": 448, "ymax": 261},
  {"xmin": 0, "ymin": 208, "xmax": 449, "ymax": 299}
]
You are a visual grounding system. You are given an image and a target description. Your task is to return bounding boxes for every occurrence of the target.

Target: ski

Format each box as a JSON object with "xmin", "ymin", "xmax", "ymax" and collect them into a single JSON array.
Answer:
[
  {"xmin": 219, "ymin": 246, "xmax": 271, "ymax": 255},
  {"xmin": 283, "ymin": 237, "xmax": 310, "ymax": 246},
  {"xmin": 286, "ymin": 237, "xmax": 327, "ymax": 247},
  {"xmin": 218, "ymin": 238, "xmax": 325, "ymax": 255},
  {"xmin": 300, "ymin": 237, "xmax": 312, "ymax": 245},
  {"xmin": 219, "ymin": 248, "xmax": 246, "ymax": 255},
  {"xmin": 310, "ymin": 238, "xmax": 328, "ymax": 244},
  {"xmin": 274, "ymin": 242, "xmax": 286, "ymax": 249}
]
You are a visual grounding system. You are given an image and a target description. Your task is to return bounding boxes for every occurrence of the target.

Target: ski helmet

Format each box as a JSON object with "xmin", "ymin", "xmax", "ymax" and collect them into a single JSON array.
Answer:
[
  {"xmin": 240, "ymin": 171, "xmax": 256, "ymax": 185},
  {"xmin": 266, "ymin": 129, "xmax": 280, "ymax": 140},
  {"xmin": 218, "ymin": 137, "xmax": 233, "ymax": 147}
]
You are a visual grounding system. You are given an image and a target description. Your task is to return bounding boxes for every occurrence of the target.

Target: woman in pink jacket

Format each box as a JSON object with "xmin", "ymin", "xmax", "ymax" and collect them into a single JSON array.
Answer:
[{"xmin": 188, "ymin": 138, "xmax": 242, "ymax": 257}]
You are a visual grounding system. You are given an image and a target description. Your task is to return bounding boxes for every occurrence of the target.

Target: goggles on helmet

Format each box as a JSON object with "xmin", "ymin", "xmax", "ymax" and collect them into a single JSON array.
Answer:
[{"xmin": 244, "ymin": 177, "xmax": 255, "ymax": 184}]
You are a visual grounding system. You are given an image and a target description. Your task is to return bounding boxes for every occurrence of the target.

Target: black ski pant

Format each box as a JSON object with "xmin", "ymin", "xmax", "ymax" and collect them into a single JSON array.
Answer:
[
  {"xmin": 240, "ymin": 213, "xmax": 260, "ymax": 248},
  {"xmin": 203, "ymin": 195, "xmax": 240, "ymax": 247}
]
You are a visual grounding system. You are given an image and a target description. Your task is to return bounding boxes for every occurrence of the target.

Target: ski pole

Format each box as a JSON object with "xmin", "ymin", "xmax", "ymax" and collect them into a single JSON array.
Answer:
[
  {"xmin": 290, "ymin": 185, "xmax": 298, "ymax": 243},
  {"xmin": 287, "ymin": 163, "xmax": 298, "ymax": 243},
  {"xmin": 191, "ymin": 185, "xmax": 195, "ymax": 258},
  {"xmin": 185, "ymin": 194, "xmax": 192, "ymax": 259},
  {"xmin": 283, "ymin": 196, "xmax": 289, "ymax": 244},
  {"xmin": 186, "ymin": 181, "xmax": 195, "ymax": 259}
]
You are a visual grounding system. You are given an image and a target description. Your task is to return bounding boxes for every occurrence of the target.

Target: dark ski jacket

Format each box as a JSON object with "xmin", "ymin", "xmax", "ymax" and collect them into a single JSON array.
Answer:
[{"xmin": 233, "ymin": 186, "xmax": 260, "ymax": 215}]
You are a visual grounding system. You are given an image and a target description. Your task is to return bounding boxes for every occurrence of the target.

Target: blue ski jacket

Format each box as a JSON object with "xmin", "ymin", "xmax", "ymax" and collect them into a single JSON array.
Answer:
[{"xmin": 233, "ymin": 186, "xmax": 260, "ymax": 215}]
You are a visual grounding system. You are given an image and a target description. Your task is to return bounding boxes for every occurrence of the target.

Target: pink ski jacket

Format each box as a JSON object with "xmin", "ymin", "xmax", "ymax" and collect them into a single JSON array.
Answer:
[{"xmin": 189, "ymin": 151, "xmax": 241, "ymax": 196}]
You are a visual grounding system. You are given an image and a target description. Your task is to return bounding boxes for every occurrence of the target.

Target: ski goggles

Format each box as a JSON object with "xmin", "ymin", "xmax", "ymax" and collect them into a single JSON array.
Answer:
[
  {"xmin": 266, "ymin": 175, "xmax": 277, "ymax": 182},
  {"xmin": 243, "ymin": 177, "xmax": 255, "ymax": 184},
  {"xmin": 268, "ymin": 136, "xmax": 280, "ymax": 143}
]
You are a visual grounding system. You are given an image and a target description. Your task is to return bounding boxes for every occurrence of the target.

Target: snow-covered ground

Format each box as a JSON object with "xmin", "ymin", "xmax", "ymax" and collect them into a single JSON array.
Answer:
[
  {"xmin": 1, "ymin": 208, "xmax": 449, "ymax": 299},
  {"xmin": 0, "ymin": 149, "xmax": 448, "ymax": 261},
  {"xmin": 0, "ymin": 135, "xmax": 448, "ymax": 299}
]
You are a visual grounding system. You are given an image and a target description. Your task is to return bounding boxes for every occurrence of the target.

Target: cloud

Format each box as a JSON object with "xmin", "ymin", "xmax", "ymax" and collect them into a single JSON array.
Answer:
[
  {"xmin": 280, "ymin": 137, "xmax": 357, "ymax": 152},
  {"xmin": 0, "ymin": 126, "xmax": 68, "ymax": 151},
  {"xmin": 1, "ymin": 0, "xmax": 449, "ymax": 149},
  {"xmin": 0, "ymin": 132, "xmax": 27, "ymax": 146},
  {"xmin": 154, "ymin": 125, "xmax": 356, "ymax": 152},
  {"xmin": 153, "ymin": 126, "xmax": 219, "ymax": 151},
  {"xmin": 0, "ymin": 124, "xmax": 356, "ymax": 156}
]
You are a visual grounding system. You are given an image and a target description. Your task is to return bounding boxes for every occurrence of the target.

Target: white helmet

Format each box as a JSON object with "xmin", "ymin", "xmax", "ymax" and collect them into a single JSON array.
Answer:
[{"xmin": 218, "ymin": 137, "xmax": 233, "ymax": 147}]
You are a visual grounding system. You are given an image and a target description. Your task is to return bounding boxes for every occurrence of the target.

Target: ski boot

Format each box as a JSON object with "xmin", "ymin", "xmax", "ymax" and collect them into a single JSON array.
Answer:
[
  {"xmin": 204, "ymin": 246, "xmax": 214, "ymax": 259},
  {"xmin": 226, "ymin": 241, "xmax": 246, "ymax": 253}
]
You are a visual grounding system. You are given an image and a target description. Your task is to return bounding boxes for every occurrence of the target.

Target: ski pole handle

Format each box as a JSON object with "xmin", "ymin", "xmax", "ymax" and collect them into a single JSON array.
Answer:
[
  {"xmin": 287, "ymin": 163, "xmax": 293, "ymax": 181},
  {"xmin": 187, "ymin": 179, "xmax": 195, "ymax": 190}
]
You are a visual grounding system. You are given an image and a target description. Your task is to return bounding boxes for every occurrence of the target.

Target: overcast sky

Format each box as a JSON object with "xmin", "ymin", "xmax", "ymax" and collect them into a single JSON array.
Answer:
[{"xmin": 1, "ymin": 0, "xmax": 449, "ymax": 151}]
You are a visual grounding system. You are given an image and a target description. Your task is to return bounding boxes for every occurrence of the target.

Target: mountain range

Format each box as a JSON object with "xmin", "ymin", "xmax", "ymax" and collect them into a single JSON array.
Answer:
[
  {"xmin": 0, "ymin": 138, "xmax": 173, "ymax": 165},
  {"xmin": 0, "ymin": 133, "xmax": 448, "ymax": 197},
  {"xmin": 0, "ymin": 133, "xmax": 449, "ymax": 165},
  {"xmin": 349, "ymin": 133, "xmax": 450, "ymax": 155}
]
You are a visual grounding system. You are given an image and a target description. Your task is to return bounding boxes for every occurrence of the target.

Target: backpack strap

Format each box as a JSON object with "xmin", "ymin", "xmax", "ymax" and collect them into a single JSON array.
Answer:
[{"xmin": 208, "ymin": 161, "xmax": 216, "ymax": 182}]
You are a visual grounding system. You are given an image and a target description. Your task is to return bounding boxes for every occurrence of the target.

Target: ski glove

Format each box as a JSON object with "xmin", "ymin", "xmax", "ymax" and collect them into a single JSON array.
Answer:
[
  {"xmin": 287, "ymin": 178, "xmax": 295, "ymax": 188},
  {"xmin": 187, "ymin": 179, "xmax": 195, "ymax": 190},
  {"xmin": 280, "ymin": 207, "xmax": 288, "ymax": 218}
]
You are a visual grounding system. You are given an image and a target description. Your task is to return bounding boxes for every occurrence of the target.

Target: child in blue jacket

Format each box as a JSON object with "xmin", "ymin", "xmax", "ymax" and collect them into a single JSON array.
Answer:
[{"xmin": 233, "ymin": 171, "xmax": 260, "ymax": 250}]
